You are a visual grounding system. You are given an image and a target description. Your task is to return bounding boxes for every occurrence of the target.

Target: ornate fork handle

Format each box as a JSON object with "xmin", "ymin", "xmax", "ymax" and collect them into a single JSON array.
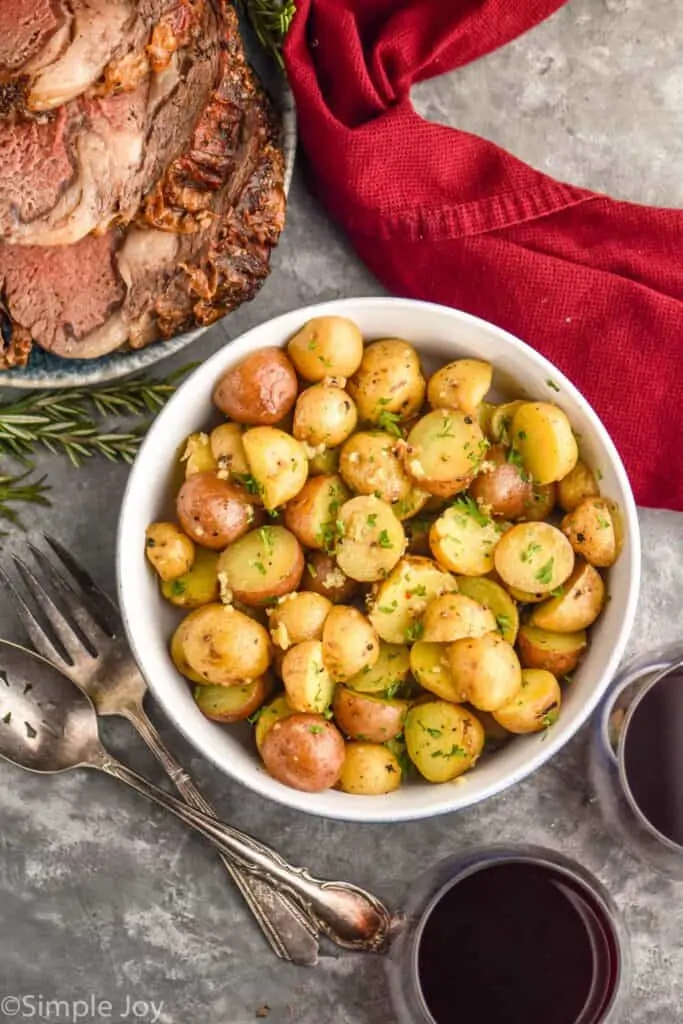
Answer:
[{"xmin": 124, "ymin": 704, "xmax": 320, "ymax": 965}]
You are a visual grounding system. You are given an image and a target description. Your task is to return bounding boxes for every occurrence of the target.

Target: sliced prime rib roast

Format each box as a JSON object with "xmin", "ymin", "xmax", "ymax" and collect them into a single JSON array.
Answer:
[
  {"xmin": 0, "ymin": 0, "xmax": 219, "ymax": 246},
  {"xmin": 0, "ymin": 1, "xmax": 286, "ymax": 365}
]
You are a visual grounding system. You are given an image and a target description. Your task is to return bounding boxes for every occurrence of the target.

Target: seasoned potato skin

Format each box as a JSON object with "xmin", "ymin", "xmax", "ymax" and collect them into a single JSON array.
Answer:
[
  {"xmin": 293, "ymin": 384, "xmax": 358, "ymax": 448},
  {"xmin": 322, "ymin": 606, "xmax": 380, "ymax": 682},
  {"xmin": 176, "ymin": 473, "xmax": 261, "ymax": 550},
  {"xmin": 182, "ymin": 432, "xmax": 217, "ymax": 477},
  {"xmin": 421, "ymin": 593, "xmax": 497, "ymax": 643},
  {"xmin": 447, "ymin": 632, "xmax": 522, "ymax": 711},
  {"xmin": 209, "ymin": 422, "xmax": 250, "ymax": 477},
  {"xmin": 340, "ymin": 430, "xmax": 415, "ymax": 505},
  {"xmin": 348, "ymin": 339, "xmax": 426, "ymax": 424},
  {"xmin": 260, "ymin": 714, "xmax": 346, "ymax": 792},
  {"xmin": 213, "ymin": 348, "xmax": 298, "ymax": 425},
  {"xmin": 180, "ymin": 604, "xmax": 271, "ymax": 685},
  {"xmin": 281, "ymin": 640, "xmax": 335, "ymax": 713},
  {"xmin": 335, "ymin": 495, "xmax": 405, "ymax": 583},
  {"xmin": 429, "ymin": 502, "xmax": 504, "ymax": 576},
  {"xmin": 557, "ymin": 460, "xmax": 600, "ymax": 513},
  {"xmin": 561, "ymin": 497, "xmax": 619, "ymax": 568},
  {"xmin": 519, "ymin": 481, "xmax": 557, "ymax": 522},
  {"xmin": 301, "ymin": 551, "xmax": 359, "ymax": 604},
  {"xmin": 193, "ymin": 675, "xmax": 272, "ymax": 723},
  {"xmin": 268, "ymin": 592, "xmax": 332, "ymax": 648},
  {"xmin": 332, "ymin": 686, "xmax": 408, "ymax": 742},
  {"xmin": 517, "ymin": 624, "xmax": 587, "ymax": 674},
  {"xmin": 529, "ymin": 560, "xmax": 605, "ymax": 632},
  {"xmin": 170, "ymin": 619, "xmax": 205, "ymax": 683},
  {"xmin": 338, "ymin": 742, "xmax": 402, "ymax": 795},
  {"xmin": 242, "ymin": 426, "xmax": 309, "ymax": 511},
  {"xmin": 426, "ymin": 359, "xmax": 492, "ymax": 415},
  {"xmin": 454, "ymin": 576, "xmax": 519, "ymax": 645},
  {"xmin": 469, "ymin": 445, "xmax": 532, "ymax": 519},
  {"xmin": 145, "ymin": 522, "xmax": 195, "ymax": 581},
  {"xmin": 287, "ymin": 316, "xmax": 364, "ymax": 382},
  {"xmin": 283, "ymin": 474, "xmax": 350, "ymax": 551},
  {"xmin": 493, "ymin": 669, "xmax": 561, "ymax": 734},
  {"xmin": 404, "ymin": 409, "xmax": 486, "ymax": 498}
]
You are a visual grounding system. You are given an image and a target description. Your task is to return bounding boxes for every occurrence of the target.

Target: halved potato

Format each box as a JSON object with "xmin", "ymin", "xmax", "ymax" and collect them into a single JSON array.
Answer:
[
  {"xmin": 255, "ymin": 693, "xmax": 295, "ymax": 753},
  {"xmin": 322, "ymin": 606, "xmax": 380, "ymax": 682},
  {"xmin": 421, "ymin": 593, "xmax": 496, "ymax": 643},
  {"xmin": 161, "ymin": 547, "xmax": 219, "ymax": 608},
  {"xmin": 557, "ymin": 460, "xmax": 600, "ymax": 513},
  {"xmin": 217, "ymin": 526, "xmax": 304, "ymax": 606},
  {"xmin": 517, "ymin": 623, "xmax": 587, "ymax": 674},
  {"xmin": 242, "ymin": 426, "xmax": 309, "ymax": 510},
  {"xmin": 529, "ymin": 561, "xmax": 605, "ymax": 632},
  {"xmin": 180, "ymin": 604, "xmax": 271, "ymax": 685},
  {"xmin": 145, "ymin": 522, "xmax": 195, "ymax": 581},
  {"xmin": 335, "ymin": 495, "xmax": 405, "ymax": 582},
  {"xmin": 181, "ymin": 432, "xmax": 217, "ymax": 477},
  {"xmin": 282, "ymin": 640, "xmax": 336, "ymax": 713},
  {"xmin": 426, "ymin": 359, "xmax": 493, "ymax": 415},
  {"xmin": 209, "ymin": 422, "xmax": 250, "ymax": 478},
  {"xmin": 347, "ymin": 339, "xmax": 426, "ymax": 424},
  {"xmin": 510, "ymin": 402, "xmax": 579, "ymax": 484},
  {"xmin": 429, "ymin": 500, "xmax": 505, "ymax": 576},
  {"xmin": 454, "ymin": 576, "xmax": 519, "ymax": 644},
  {"xmin": 493, "ymin": 521, "xmax": 574, "ymax": 595},
  {"xmin": 287, "ymin": 316, "xmax": 364, "ymax": 382},
  {"xmin": 404, "ymin": 701, "xmax": 485, "ymax": 782},
  {"xmin": 447, "ymin": 632, "xmax": 522, "ymax": 711},
  {"xmin": 193, "ymin": 675, "xmax": 272, "ymax": 723},
  {"xmin": 403, "ymin": 410, "xmax": 487, "ymax": 497},
  {"xmin": 338, "ymin": 742, "xmax": 403, "ymax": 795},
  {"xmin": 487, "ymin": 401, "xmax": 526, "ymax": 444},
  {"xmin": 301, "ymin": 551, "xmax": 359, "ymax": 603},
  {"xmin": 409, "ymin": 641, "xmax": 460, "ymax": 702},
  {"xmin": 333, "ymin": 687, "xmax": 408, "ymax": 742},
  {"xmin": 346, "ymin": 642, "xmax": 411, "ymax": 694},
  {"xmin": 368, "ymin": 556, "xmax": 457, "ymax": 644},
  {"xmin": 561, "ymin": 497, "xmax": 620, "ymax": 568},
  {"xmin": 268, "ymin": 592, "xmax": 332, "ymax": 649},
  {"xmin": 293, "ymin": 384, "xmax": 358, "ymax": 448},
  {"xmin": 283, "ymin": 473, "xmax": 350, "ymax": 551},
  {"xmin": 493, "ymin": 669, "xmax": 561, "ymax": 734}
]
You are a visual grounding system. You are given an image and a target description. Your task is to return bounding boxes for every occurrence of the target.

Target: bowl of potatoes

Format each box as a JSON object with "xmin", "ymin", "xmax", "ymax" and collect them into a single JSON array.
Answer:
[{"xmin": 117, "ymin": 298, "xmax": 640, "ymax": 822}]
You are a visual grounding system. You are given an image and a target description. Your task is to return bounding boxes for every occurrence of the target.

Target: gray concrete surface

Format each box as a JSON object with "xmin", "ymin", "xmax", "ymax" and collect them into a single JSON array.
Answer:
[{"xmin": 1, "ymin": 0, "xmax": 683, "ymax": 1020}]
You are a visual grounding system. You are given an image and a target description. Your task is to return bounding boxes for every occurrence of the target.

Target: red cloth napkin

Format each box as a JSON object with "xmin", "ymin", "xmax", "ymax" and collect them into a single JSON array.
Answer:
[{"xmin": 284, "ymin": 0, "xmax": 683, "ymax": 511}]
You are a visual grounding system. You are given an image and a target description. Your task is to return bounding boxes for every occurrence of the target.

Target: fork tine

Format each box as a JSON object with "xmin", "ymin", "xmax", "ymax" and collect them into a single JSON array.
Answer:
[
  {"xmin": 0, "ymin": 565, "xmax": 72, "ymax": 669},
  {"xmin": 43, "ymin": 534, "xmax": 120, "ymax": 637},
  {"xmin": 27, "ymin": 542, "xmax": 109, "ymax": 652},
  {"xmin": 12, "ymin": 557, "xmax": 96, "ymax": 667}
]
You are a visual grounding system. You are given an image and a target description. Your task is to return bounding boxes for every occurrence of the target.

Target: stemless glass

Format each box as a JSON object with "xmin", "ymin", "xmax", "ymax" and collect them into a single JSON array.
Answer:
[
  {"xmin": 589, "ymin": 642, "xmax": 683, "ymax": 880},
  {"xmin": 387, "ymin": 845, "xmax": 630, "ymax": 1024}
]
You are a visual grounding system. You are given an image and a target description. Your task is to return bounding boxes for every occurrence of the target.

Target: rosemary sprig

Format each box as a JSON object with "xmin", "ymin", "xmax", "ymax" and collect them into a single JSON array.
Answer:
[
  {"xmin": 0, "ymin": 471, "xmax": 51, "ymax": 531},
  {"xmin": 241, "ymin": 0, "xmax": 296, "ymax": 67}
]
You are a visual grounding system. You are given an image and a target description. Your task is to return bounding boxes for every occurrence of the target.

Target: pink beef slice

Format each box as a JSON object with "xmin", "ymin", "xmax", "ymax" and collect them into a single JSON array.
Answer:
[
  {"xmin": 0, "ymin": 0, "xmax": 220, "ymax": 247},
  {"xmin": 0, "ymin": 0, "xmax": 67, "ymax": 74}
]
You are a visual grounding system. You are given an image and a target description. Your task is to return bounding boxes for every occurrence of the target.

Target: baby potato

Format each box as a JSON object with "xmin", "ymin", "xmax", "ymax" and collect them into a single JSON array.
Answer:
[
  {"xmin": 493, "ymin": 669, "xmax": 561, "ymax": 734},
  {"xmin": 260, "ymin": 713, "xmax": 346, "ymax": 792},
  {"xmin": 493, "ymin": 521, "xmax": 575, "ymax": 595},
  {"xmin": 506, "ymin": 584, "xmax": 548, "ymax": 604},
  {"xmin": 268, "ymin": 592, "xmax": 332, "ymax": 649},
  {"xmin": 340, "ymin": 431, "xmax": 413, "ymax": 504},
  {"xmin": 283, "ymin": 473, "xmax": 350, "ymax": 551},
  {"xmin": 293, "ymin": 384, "xmax": 358, "ymax": 448},
  {"xmin": 242, "ymin": 426, "xmax": 309, "ymax": 510},
  {"xmin": 469, "ymin": 444, "xmax": 533, "ymax": 519},
  {"xmin": 145, "ymin": 522, "xmax": 195, "ymax": 581},
  {"xmin": 369, "ymin": 556, "xmax": 457, "ymax": 644},
  {"xmin": 426, "ymin": 359, "xmax": 493, "ymax": 415},
  {"xmin": 529, "ymin": 560, "xmax": 605, "ymax": 632},
  {"xmin": 176, "ymin": 472, "xmax": 260, "ymax": 549},
  {"xmin": 510, "ymin": 402, "xmax": 579, "ymax": 484},
  {"xmin": 301, "ymin": 551, "xmax": 359, "ymax": 604},
  {"xmin": 254, "ymin": 694, "xmax": 295, "ymax": 753},
  {"xmin": 561, "ymin": 497, "xmax": 620, "ymax": 568},
  {"xmin": 209, "ymin": 422, "xmax": 250, "ymax": 478},
  {"xmin": 217, "ymin": 526, "xmax": 304, "ymax": 606},
  {"xmin": 170, "ymin": 619, "xmax": 205, "ymax": 683},
  {"xmin": 287, "ymin": 316, "xmax": 364, "ymax": 382},
  {"xmin": 347, "ymin": 339, "xmax": 426, "ymax": 424},
  {"xmin": 180, "ymin": 604, "xmax": 271, "ymax": 685},
  {"xmin": 404, "ymin": 701, "xmax": 484, "ymax": 782},
  {"xmin": 409, "ymin": 641, "xmax": 461, "ymax": 702},
  {"xmin": 308, "ymin": 446, "xmax": 340, "ymax": 476},
  {"xmin": 338, "ymin": 742, "xmax": 403, "ymax": 795},
  {"xmin": 447, "ymin": 632, "xmax": 522, "ymax": 711},
  {"xmin": 429, "ymin": 501, "xmax": 505, "ymax": 576},
  {"xmin": 403, "ymin": 410, "xmax": 487, "ymax": 498},
  {"xmin": 213, "ymin": 347, "xmax": 298, "ymax": 425},
  {"xmin": 335, "ymin": 495, "xmax": 405, "ymax": 583},
  {"xmin": 161, "ymin": 547, "xmax": 219, "ymax": 607},
  {"xmin": 346, "ymin": 642, "xmax": 411, "ymax": 695},
  {"xmin": 517, "ymin": 623, "xmax": 587, "ymax": 674},
  {"xmin": 557, "ymin": 460, "xmax": 600, "ymax": 513},
  {"xmin": 421, "ymin": 593, "xmax": 497, "ymax": 643},
  {"xmin": 322, "ymin": 606, "xmax": 380, "ymax": 682},
  {"xmin": 282, "ymin": 640, "xmax": 336, "ymax": 713},
  {"xmin": 333, "ymin": 686, "xmax": 408, "ymax": 743},
  {"xmin": 193, "ymin": 675, "xmax": 272, "ymax": 723},
  {"xmin": 454, "ymin": 576, "xmax": 519, "ymax": 645},
  {"xmin": 487, "ymin": 401, "xmax": 526, "ymax": 444},
  {"xmin": 518, "ymin": 481, "xmax": 557, "ymax": 522},
  {"xmin": 181, "ymin": 432, "xmax": 217, "ymax": 477}
]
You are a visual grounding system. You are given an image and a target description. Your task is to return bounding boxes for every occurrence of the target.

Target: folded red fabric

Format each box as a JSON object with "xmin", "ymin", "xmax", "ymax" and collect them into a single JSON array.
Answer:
[{"xmin": 284, "ymin": 0, "xmax": 683, "ymax": 510}]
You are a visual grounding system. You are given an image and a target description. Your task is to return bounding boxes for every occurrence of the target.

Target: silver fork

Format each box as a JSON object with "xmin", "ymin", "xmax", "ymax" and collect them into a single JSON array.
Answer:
[{"xmin": 1, "ymin": 535, "xmax": 319, "ymax": 966}]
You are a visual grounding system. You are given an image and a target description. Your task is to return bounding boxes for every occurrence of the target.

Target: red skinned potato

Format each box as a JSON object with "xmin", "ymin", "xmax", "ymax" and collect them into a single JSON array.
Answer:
[
  {"xmin": 260, "ymin": 714, "xmax": 346, "ymax": 792},
  {"xmin": 213, "ymin": 348, "xmax": 298, "ymax": 425},
  {"xmin": 176, "ymin": 472, "xmax": 262, "ymax": 549},
  {"xmin": 469, "ymin": 444, "xmax": 532, "ymax": 519},
  {"xmin": 332, "ymin": 686, "xmax": 408, "ymax": 743},
  {"xmin": 301, "ymin": 551, "xmax": 359, "ymax": 604}
]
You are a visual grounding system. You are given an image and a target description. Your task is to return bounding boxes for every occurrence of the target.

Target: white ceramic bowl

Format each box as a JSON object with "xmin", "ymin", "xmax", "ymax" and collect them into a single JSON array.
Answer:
[{"xmin": 117, "ymin": 297, "xmax": 641, "ymax": 822}]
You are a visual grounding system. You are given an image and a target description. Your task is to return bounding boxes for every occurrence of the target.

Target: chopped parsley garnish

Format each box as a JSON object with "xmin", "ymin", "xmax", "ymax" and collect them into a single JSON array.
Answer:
[
  {"xmin": 366, "ymin": 513, "xmax": 378, "ymax": 527},
  {"xmin": 451, "ymin": 495, "xmax": 491, "ymax": 527},
  {"xmin": 540, "ymin": 706, "xmax": 559, "ymax": 729},
  {"xmin": 317, "ymin": 517, "xmax": 345, "ymax": 553},
  {"xmin": 377, "ymin": 409, "xmax": 403, "ymax": 437},
  {"xmin": 549, "ymin": 585, "xmax": 565, "ymax": 598},
  {"xmin": 435, "ymin": 415, "xmax": 456, "ymax": 439},
  {"xmin": 378, "ymin": 600, "xmax": 398, "ymax": 614},
  {"xmin": 431, "ymin": 744, "xmax": 466, "ymax": 758},
  {"xmin": 411, "ymin": 584, "xmax": 428, "ymax": 597},
  {"xmin": 535, "ymin": 558, "xmax": 554, "ymax": 585},
  {"xmin": 145, "ymin": 537, "xmax": 156, "ymax": 548},
  {"xmin": 405, "ymin": 620, "xmax": 424, "ymax": 643},
  {"xmin": 597, "ymin": 515, "xmax": 610, "ymax": 530},
  {"xmin": 507, "ymin": 446, "xmax": 528, "ymax": 478},
  {"xmin": 546, "ymin": 379, "xmax": 561, "ymax": 392},
  {"xmin": 517, "ymin": 430, "xmax": 527, "ymax": 441},
  {"xmin": 418, "ymin": 722, "xmax": 443, "ymax": 739},
  {"xmin": 247, "ymin": 707, "xmax": 264, "ymax": 725},
  {"xmin": 306, "ymin": 561, "xmax": 318, "ymax": 578},
  {"xmin": 235, "ymin": 472, "xmax": 262, "ymax": 496},
  {"xmin": 308, "ymin": 725, "xmax": 324, "ymax": 735},
  {"xmin": 307, "ymin": 339, "xmax": 317, "ymax": 350},
  {"xmin": 259, "ymin": 526, "xmax": 275, "ymax": 551},
  {"xmin": 384, "ymin": 680, "xmax": 402, "ymax": 700},
  {"xmin": 377, "ymin": 530, "xmax": 393, "ymax": 549},
  {"xmin": 250, "ymin": 559, "xmax": 267, "ymax": 577},
  {"xmin": 169, "ymin": 579, "xmax": 186, "ymax": 596},
  {"xmin": 520, "ymin": 542, "xmax": 542, "ymax": 563},
  {"xmin": 495, "ymin": 613, "xmax": 512, "ymax": 635},
  {"xmin": 318, "ymin": 355, "xmax": 333, "ymax": 369},
  {"xmin": 595, "ymin": 468, "xmax": 603, "ymax": 481}
]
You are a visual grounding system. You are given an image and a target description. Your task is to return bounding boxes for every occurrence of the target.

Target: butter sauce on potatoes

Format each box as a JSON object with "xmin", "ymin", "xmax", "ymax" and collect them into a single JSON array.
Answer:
[{"xmin": 145, "ymin": 314, "xmax": 623, "ymax": 796}]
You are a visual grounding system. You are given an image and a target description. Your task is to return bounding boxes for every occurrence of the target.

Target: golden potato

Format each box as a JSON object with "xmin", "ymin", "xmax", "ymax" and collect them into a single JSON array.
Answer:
[
  {"xmin": 242, "ymin": 426, "xmax": 308, "ymax": 510},
  {"xmin": 176, "ymin": 472, "xmax": 261, "ymax": 549},
  {"xmin": 217, "ymin": 526, "xmax": 304, "ymax": 606},
  {"xmin": 557, "ymin": 460, "xmax": 600, "ymax": 513},
  {"xmin": 145, "ymin": 522, "xmax": 195, "ymax": 581},
  {"xmin": 287, "ymin": 316, "xmax": 364, "ymax": 382},
  {"xmin": 469, "ymin": 444, "xmax": 533, "ymax": 519},
  {"xmin": 170, "ymin": 619, "xmax": 205, "ymax": 683},
  {"xmin": 181, "ymin": 432, "xmax": 217, "ymax": 477},
  {"xmin": 429, "ymin": 499, "xmax": 505, "ymax": 576},
  {"xmin": 493, "ymin": 669, "xmax": 561, "ymax": 734},
  {"xmin": 333, "ymin": 687, "xmax": 408, "ymax": 742},
  {"xmin": 268, "ymin": 592, "xmax": 332, "ymax": 649},
  {"xmin": 529, "ymin": 560, "xmax": 605, "ymax": 632},
  {"xmin": 409, "ymin": 641, "xmax": 461, "ymax": 702},
  {"xmin": 369, "ymin": 556, "xmax": 457, "ymax": 644},
  {"xmin": 517, "ymin": 624, "xmax": 587, "ymax": 674},
  {"xmin": 421, "ymin": 593, "xmax": 496, "ymax": 643},
  {"xmin": 454, "ymin": 576, "xmax": 519, "ymax": 645},
  {"xmin": 335, "ymin": 495, "xmax": 405, "ymax": 582},
  {"xmin": 281, "ymin": 640, "xmax": 336, "ymax": 713},
  {"xmin": 493, "ymin": 521, "xmax": 575, "ymax": 595},
  {"xmin": 518, "ymin": 481, "xmax": 557, "ymax": 522},
  {"xmin": 510, "ymin": 402, "xmax": 579, "ymax": 484},
  {"xmin": 254, "ymin": 694, "xmax": 295, "ymax": 753},
  {"xmin": 161, "ymin": 547, "xmax": 219, "ymax": 608},
  {"xmin": 487, "ymin": 401, "xmax": 526, "ymax": 444},
  {"xmin": 561, "ymin": 497, "xmax": 620, "ymax": 568},
  {"xmin": 346, "ymin": 642, "xmax": 411, "ymax": 695},
  {"xmin": 426, "ymin": 359, "xmax": 493, "ymax": 415},
  {"xmin": 404, "ymin": 701, "xmax": 484, "ymax": 782},
  {"xmin": 209, "ymin": 422, "xmax": 250, "ymax": 478},
  {"xmin": 447, "ymin": 632, "xmax": 522, "ymax": 711},
  {"xmin": 283, "ymin": 473, "xmax": 350, "ymax": 551},
  {"xmin": 292, "ymin": 384, "xmax": 358, "ymax": 448},
  {"xmin": 213, "ymin": 348, "xmax": 298, "ymax": 425},
  {"xmin": 180, "ymin": 604, "xmax": 271, "ymax": 685},
  {"xmin": 193, "ymin": 675, "xmax": 272, "ymax": 723},
  {"xmin": 347, "ymin": 339, "xmax": 426, "ymax": 424},
  {"xmin": 308, "ymin": 446, "xmax": 340, "ymax": 476},
  {"xmin": 340, "ymin": 431, "xmax": 416, "ymax": 506},
  {"xmin": 338, "ymin": 743, "xmax": 403, "ymax": 795},
  {"xmin": 301, "ymin": 551, "xmax": 359, "ymax": 604},
  {"xmin": 260, "ymin": 713, "xmax": 346, "ymax": 792},
  {"xmin": 403, "ymin": 410, "xmax": 487, "ymax": 498},
  {"xmin": 322, "ymin": 606, "xmax": 380, "ymax": 682}
]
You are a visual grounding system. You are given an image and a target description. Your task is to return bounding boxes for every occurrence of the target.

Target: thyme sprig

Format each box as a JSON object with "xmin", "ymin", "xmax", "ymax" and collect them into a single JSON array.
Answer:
[{"xmin": 241, "ymin": 0, "xmax": 296, "ymax": 67}]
